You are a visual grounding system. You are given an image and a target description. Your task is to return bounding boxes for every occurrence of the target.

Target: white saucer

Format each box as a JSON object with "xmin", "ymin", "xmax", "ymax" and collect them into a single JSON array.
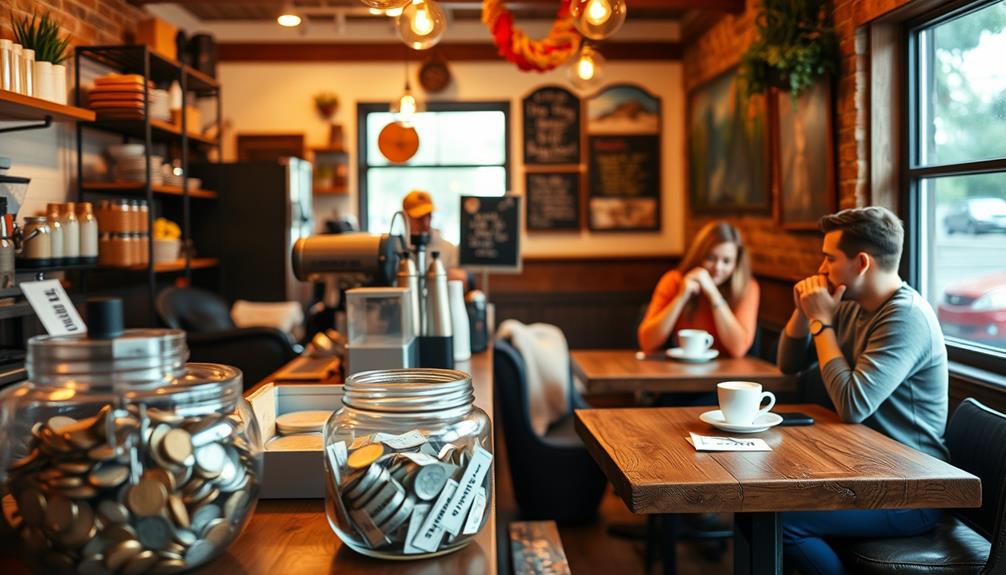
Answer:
[
  {"xmin": 699, "ymin": 410, "xmax": 783, "ymax": 433},
  {"xmin": 667, "ymin": 348, "xmax": 719, "ymax": 362}
]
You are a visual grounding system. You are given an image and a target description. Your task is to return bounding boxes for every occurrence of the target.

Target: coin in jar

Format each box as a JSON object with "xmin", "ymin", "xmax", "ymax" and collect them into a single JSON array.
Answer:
[
  {"xmin": 44, "ymin": 494, "xmax": 77, "ymax": 533},
  {"xmin": 377, "ymin": 494, "xmax": 415, "ymax": 535},
  {"xmin": 190, "ymin": 504, "xmax": 222, "ymax": 534},
  {"xmin": 123, "ymin": 549, "xmax": 160, "ymax": 575},
  {"xmin": 168, "ymin": 494, "xmax": 190, "ymax": 528},
  {"xmin": 104, "ymin": 540, "xmax": 143, "ymax": 572},
  {"xmin": 161, "ymin": 428, "xmax": 194, "ymax": 465},
  {"xmin": 203, "ymin": 517, "xmax": 233, "ymax": 547},
  {"xmin": 97, "ymin": 500, "xmax": 131, "ymax": 525},
  {"xmin": 412, "ymin": 463, "xmax": 450, "ymax": 501},
  {"xmin": 136, "ymin": 515, "xmax": 174, "ymax": 550},
  {"xmin": 347, "ymin": 443, "xmax": 384, "ymax": 469},
  {"xmin": 57, "ymin": 499, "xmax": 95, "ymax": 547},
  {"xmin": 126, "ymin": 478, "xmax": 168, "ymax": 517},
  {"xmin": 194, "ymin": 442, "xmax": 226, "ymax": 478},
  {"xmin": 16, "ymin": 488, "xmax": 46, "ymax": 527},
  {"xmin": 89, "ymin": 463, "xmax": 130, "ymax": 489},
  {"xmin": 184, "ymin": 539, "xmax": 217, "ymax": 566}
]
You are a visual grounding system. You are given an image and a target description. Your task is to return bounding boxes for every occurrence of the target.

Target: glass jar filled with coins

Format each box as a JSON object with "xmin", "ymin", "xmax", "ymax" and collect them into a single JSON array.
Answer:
[
  {"xmin": 324, "ymin": 368, "xmax": 493, "ymax": 559},
  {"xmin": 0, "ymin": 299, "xmax": 263, "ymax": 574}
]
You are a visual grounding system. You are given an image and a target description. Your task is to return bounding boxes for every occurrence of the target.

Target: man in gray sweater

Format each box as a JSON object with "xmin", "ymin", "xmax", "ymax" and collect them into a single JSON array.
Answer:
[{"xmin": 777, "ymin": 206, "xmax": 947, "ymax": 575}]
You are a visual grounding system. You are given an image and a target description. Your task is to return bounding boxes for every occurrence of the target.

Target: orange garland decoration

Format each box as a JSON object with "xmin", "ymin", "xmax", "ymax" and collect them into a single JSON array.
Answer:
[{"xmin": 482, "ymin": 0, "xmax": 582, "ymax": 72}]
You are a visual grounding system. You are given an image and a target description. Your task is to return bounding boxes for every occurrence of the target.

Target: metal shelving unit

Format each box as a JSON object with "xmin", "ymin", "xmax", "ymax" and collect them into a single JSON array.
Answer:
[{"xmin": 74, "ymin": 45, "xmax": 223, "ymax": 325}]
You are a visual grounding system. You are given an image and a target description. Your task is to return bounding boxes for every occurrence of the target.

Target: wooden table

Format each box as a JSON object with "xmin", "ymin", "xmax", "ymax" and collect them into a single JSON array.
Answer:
[
  {"xmin": 575, "ymin": 404, "xmax": 982, "ymax": 575},
  {"xmin": 0, "ymin": 352, "xmax": 497, "ymax": 575},
  {"xmin": 571, "ymin": 349, "xmax": 797, "ymax": 395}
]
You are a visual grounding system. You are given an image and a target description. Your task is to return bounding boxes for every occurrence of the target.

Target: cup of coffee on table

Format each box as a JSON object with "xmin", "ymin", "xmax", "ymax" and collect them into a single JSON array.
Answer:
[
  {"xmin": 678, "ymin": 329, "xmax": 714, "ymax": 356},
  {"xmin": 717, "ymin": 381, "xmax": 776, "ymax": 426}
]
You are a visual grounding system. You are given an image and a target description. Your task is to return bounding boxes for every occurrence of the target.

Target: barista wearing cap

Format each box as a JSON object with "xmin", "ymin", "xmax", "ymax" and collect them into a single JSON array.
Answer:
[{"xmin": 403, "ymin": 190, "xmax": 466, "ymax": 282}]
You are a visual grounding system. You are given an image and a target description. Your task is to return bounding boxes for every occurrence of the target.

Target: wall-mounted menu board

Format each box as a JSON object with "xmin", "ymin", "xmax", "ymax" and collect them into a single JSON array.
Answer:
[
  {"xmin": 586, "ymin": 84, "xmax": 661, "ymax": 232},
  {"xmin": 523, "ymin": 86, "xmax": 581, "ymax": 165},
  {"xmin": 525, "ymin": 172, "xmax": 581, "ymax": 231},
  {"xmin": 459, "ymin": 195, "xmax": 522, "ymax": 272}
]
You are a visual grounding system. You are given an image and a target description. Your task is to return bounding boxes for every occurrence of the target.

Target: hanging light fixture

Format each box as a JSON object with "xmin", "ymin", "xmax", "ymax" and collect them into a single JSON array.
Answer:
[
  {"xmin": 568, "ymin": 44, "xmax": 605, "ymax": 92},
  {"xmin": 385, "ymin": 6, "xmax": 405, "ymax": 17},
  {"xmin": 277, "ymin": 3, "xmax": 303, "ymax": 27},
  {"xmin": 570, "ymin": 0, "xmax": 627, "ymax": 40},
  {"xmin": 397, "ymin": 0, "xmax": 447, "ymax": 50},
  {"xmin": 390, "ymin": 57, "xmax": 424, "ymax": 126},
  {"xmin": 358, "ymin": 0, "xmax": 411, "ymax": 10}
]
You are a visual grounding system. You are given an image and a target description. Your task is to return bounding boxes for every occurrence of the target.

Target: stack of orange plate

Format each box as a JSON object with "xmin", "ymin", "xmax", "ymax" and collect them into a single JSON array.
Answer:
[{"xmin": 87, "ymin": 74, "xmax": 153, "ymax": 120}]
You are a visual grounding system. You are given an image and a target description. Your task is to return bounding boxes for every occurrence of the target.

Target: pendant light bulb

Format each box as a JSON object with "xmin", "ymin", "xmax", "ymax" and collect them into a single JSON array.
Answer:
[
  {"xmin": 277, "ymin": 4, "xmax": 302, "ymax": 27},
  {"xmin": 568, "ymin": 45, "xmax": 605, "ymax": 92},
  {"xmin": 397, "ymin": 0, "xmax": 447, "ymax": 50},
  {"xmin": 570, "ymin": 0, "xmax": 626, "ymax": 40},
  {"xmin": 386, "ymin": 6, "xmax": 404, "ymax": 17}
]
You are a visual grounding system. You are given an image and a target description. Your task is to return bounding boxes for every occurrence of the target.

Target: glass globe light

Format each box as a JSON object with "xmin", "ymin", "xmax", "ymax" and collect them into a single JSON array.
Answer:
[
  {"xmin": 397, "ymin": 0, "xmax": 447, "ymax": 50},
  {"xmin": 358, "ymin": 0, "xmax": 411, "ymax": 10},
  {"xmin": 568, "ymin": 46, "xmax": 605, "ymax": 92},
  {"xmin": 570, "ymin": 0, "xmax": 627, "ymax": 40}
]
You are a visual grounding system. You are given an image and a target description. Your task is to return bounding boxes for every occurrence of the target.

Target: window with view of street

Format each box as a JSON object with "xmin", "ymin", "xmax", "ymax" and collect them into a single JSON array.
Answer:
[
  {"xmin": 360, "ymin": 105, "xmax": 508, "ymax": 244},
  {"xmin": 910, "ymin": 1, "xmax": 1006, "ymax": 354}
]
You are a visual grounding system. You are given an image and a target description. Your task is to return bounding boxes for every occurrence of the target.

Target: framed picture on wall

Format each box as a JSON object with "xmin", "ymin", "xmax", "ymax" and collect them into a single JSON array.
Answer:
[
  {"xmin": 772, "ymin": 79, "xmax": 836, "ymax": 229},
  {"xmin": 687, "ymin": 68, "xmax": 770, "ymax": 213},
  {"xmin": 586, "ymin": 84, "xmax": 662, "ymax": 232}
]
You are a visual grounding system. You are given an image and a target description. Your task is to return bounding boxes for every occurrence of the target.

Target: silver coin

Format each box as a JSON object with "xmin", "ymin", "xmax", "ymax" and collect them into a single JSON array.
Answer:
[
  {"xmin": 370, "ymin": 485, "xmax": 406, "ymax": 526},
  {"xmin": 183, "ymin": 539, "xmax": 216, "ymax": 566},
  {"xmin": 190, "ymin": 504, "xmax": 222, "ymax": 533},
  {"xmin": 360, "ymin": 480, "xmax": 402, "ymax": 516},
  {"xmin": 343, "ymin": 464, "xmax": 383, "ymax": 501},
  {"xmin": 377, "ymin": 494, "xmax": 415, "ymax": 535},
  {"xmin": 136, "ymin": 516, "xmax": 173, "ymax": 550},
  {"xmin": 412, "ymin": 463, "xmax": 449, "ymax": 501},
  {"xmin": 223, "ymin": 490, "xmax": 250, "ymax": 524},
  {"xmin": 350, "ymin": 468, "xmax": 391, "ymax": 508},
  {"xmin": 173, "ymin": 528, "xmax": 197, "ymax": 546},
  {"xmin": 194, "ymin": 443, "xmax": 226, "ymax": 478}
]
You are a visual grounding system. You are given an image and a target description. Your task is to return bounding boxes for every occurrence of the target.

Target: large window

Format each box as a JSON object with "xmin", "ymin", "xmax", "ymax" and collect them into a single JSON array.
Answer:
[
  {"xmin": 908, "ymin": 1, "xmax": 1006, "ymax": 360},
  {"xmin": 358, "ymin": 102, "xmax": 509, "ymax": 244}
]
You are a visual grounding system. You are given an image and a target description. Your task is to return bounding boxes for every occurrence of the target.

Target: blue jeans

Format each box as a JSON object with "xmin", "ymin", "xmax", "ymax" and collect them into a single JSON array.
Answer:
[{"xmin": 782, "ymin": 508, "xmax": 942, "ymax": 575}]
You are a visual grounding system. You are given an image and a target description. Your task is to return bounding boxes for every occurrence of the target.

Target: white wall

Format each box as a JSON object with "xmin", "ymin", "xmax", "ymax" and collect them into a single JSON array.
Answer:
[{"xmin": 219, "ymin": 59, "xmax": 685, "ymax": 257}]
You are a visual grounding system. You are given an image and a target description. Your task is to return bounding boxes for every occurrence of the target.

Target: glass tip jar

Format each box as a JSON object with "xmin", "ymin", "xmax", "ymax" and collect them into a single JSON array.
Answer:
[
  {"xmin": 0, "ymin": 298, "xmax": 263, "ymax": 574},
  {"xmin": 324, "ymin": 368, "xmax": 493, "ymax": 559}
]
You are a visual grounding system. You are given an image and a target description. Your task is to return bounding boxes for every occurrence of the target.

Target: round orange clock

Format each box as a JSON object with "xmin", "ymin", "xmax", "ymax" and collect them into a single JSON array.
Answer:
[{"xmin": 378, "ymin": 121, "xmax": 420, "ymax": 163}]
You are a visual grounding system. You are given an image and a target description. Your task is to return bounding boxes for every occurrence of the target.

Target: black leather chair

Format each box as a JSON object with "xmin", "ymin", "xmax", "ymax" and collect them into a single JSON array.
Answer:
[
  {"xmin": 832, "ymin": 398, "xmax": 1006, "ymax": 574},
  {"xmin": 493, "ymin": 339, "xmax": 607, "ymax": 524},
  {"xmin": 156, "ymin": 287, "xmax": 301, "ymax": 387}
]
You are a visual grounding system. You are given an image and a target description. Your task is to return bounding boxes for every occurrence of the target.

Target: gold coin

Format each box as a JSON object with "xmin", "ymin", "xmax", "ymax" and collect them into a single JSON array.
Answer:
[
  {"xmin": 161, "ymin": 429, "xmax": 193, "ymax": 465},
  {"xmin": 143, "ymin": 468, "xmax": 176, "ymax": 492},
  {"xmin": 168, "ymin": 495, "xmax": 190, "ymax": 529},
  {"xmin": 89, "ymin": 464, "xmax": 130, "ymax": 489},
  {"xmin": 123, "ymin": 550, "xmax": 160, "ymax": 575},
  {"xmin": 57, "ymin": 500, "xmax": 95, "ymax": 547},
  {"xmin": 56, "ymin": 460, "xmax": 93, "ymax": 475},
  {"xmin": 62, "ymin": 485, "xmax": 99, "ymax": 499},
  {"xmin": 104, "ymin": 540, "xmax": 143, "ymax": 572},
  {"xmin": 203, "ymin": 518, "xmax": 232, "ymax": 547},
  {"xmin": 151, "ymin": 558, "xmax": 187, "ymax": 574},
  {"xmin": 126, "ymin": 479, "xmax": 167, "ymax": 517},
  {"xmin": 87, "ymin": 443, "xmax": 119, "ymax": 461},
  {"xmin": 49, "ymin": 475, "xmax": 85, "ymax": 489},
  {"xmin": 16, "ymin": 488, "xmax": 46, "ymax": 527},
  {"xmin": 347, "ymin": 443, "xmax": 384, "ymax": 469},
  {"xmin": 103, "ymin": 523, "xmax": 138, "ymax": 543},
  {"xmin": 97, "ymin": 500, "xmax": 131, "ymax": 526},
  {"xmin": 47, "ymin": 416, "xmax": 77, "ymax": 433},
  {"xmin": 44, "ymin": 495, "xmax": 77, "ymax": 534}
]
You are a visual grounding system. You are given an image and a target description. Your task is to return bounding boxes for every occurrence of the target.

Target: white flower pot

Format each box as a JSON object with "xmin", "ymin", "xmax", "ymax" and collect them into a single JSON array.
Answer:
[
  {"xmin": 33, "ymin": 60, "xmax": 54, "ymax": 102},
  {"xmin": 52, "ymin": 64, "xmax": 67, "ymax": 105}
]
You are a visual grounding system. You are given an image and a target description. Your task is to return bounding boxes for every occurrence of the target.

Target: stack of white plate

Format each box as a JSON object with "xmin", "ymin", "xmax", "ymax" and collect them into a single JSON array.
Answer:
[
  {"xmin": 149, "ymin": 89, "xmax": 171, "ymax": 121},
  {"xmin": 113, "ymin": 155, "xmax": 163, "ymax": 184}
]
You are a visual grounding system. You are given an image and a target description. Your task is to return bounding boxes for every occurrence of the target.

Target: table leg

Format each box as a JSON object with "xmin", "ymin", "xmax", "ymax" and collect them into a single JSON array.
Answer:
[
  {"xmin": 660, "ymin": 513, "xmax": 678, "ymax": 575},
  {"xmin": 733, "ymin": 512, "xmax": 782, "ymax": 575}
]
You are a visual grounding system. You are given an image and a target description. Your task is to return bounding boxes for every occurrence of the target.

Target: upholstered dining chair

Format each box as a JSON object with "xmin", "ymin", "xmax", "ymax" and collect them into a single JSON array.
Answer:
[{"xmin": 832, "ymin": 398, "xmax": 1006, "ymax": 574}]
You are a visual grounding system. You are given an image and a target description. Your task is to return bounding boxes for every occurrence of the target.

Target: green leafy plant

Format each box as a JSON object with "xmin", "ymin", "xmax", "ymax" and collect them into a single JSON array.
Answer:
[
  {"xmin": 738, "ymin": 0, "xmax": 838, "ymax": 100},
  {"xmin": 11, "ymin": 10, "xmax": 71, "ymax": 65}
]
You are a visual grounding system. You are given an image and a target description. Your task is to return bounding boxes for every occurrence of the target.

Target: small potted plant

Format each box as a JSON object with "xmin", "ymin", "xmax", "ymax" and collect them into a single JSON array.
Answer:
[
  {"xmin": 314, "ymin": 91, "xmax": 340, "ymax": 120},
  {"xmin": 12, "ymin": 10, "xmax": 71, "ymax": 104}
]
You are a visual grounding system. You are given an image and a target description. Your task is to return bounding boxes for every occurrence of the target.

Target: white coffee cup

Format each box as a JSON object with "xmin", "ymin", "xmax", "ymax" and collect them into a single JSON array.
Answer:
[
  {"xmin": 678, "ymin": 329, "xmax": 714, "ymax": 356},
  {"xmin": 716, "ymin": 381, "xmax": 776, "ymax": 426}
]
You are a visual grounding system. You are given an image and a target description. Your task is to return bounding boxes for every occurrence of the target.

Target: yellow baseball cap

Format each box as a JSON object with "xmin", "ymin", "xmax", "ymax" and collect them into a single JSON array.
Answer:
[{"xmin": 403, "ymin": 190, "xmax": 434, "ymax": 218}]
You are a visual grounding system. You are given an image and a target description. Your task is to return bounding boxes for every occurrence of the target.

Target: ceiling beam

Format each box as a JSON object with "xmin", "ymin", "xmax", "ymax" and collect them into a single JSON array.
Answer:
[
  {"xmin": 131, "ymin": 0, "xmax": 743, "ymax": 11},
  {"xmin": 218, "ymin": 41, "xmax": 681, "ymax": 62}
]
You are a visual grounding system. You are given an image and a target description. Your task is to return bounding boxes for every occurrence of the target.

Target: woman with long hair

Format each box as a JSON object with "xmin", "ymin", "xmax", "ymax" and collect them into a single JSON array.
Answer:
[{"xmin": 638, "ymin": 221, "xmax": 759, "ymax": 358}]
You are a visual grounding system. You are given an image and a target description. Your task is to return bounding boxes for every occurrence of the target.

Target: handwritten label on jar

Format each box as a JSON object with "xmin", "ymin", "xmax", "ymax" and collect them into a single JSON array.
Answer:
[
  {"xmin": 373, "ymin": 430, "xmax": 427, "ymax": 450},
  {"xmin": 411, "ymin": 478, "xmax": 458, "ymax": 552},
  {"xmin": 21, "ymin": 280, "xmax": 86, "ymax": 335}
]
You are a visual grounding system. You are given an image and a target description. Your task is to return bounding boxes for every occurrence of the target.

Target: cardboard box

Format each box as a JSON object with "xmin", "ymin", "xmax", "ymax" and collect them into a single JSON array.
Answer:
[
  {"xmin": 137, "ymin": 17, "xmax": 178, "ymax": 61},
  {"xmin": 246, "ymin": 383, "xmax": 344, "ymax": 499}
]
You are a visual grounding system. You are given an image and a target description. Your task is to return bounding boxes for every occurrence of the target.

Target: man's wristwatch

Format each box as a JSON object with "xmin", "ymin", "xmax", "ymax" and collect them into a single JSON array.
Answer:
[{"xmin": 809, "ymin": 319, "xmax": 832, "ymax": 336}]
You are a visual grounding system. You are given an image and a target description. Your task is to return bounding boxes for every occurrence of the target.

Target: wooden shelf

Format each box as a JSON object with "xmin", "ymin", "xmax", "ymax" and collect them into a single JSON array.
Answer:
[
  {"xmin": 82, "ymin": 182, "xmax": 218, "ymax": 199},
  {"xmin": 155, "ymin": 258, "xmax": 218, "ymax": 273},
  {"xmin": 314, "ymin": 185, "xmax": 348, "ymax": 196},
  {"xmin": 85, "ymin": 117, "xmax": 219, "ymax": 146},
  {"xmin": 0, "ymin": 90, "xmax": 96, "ymax": 122}
]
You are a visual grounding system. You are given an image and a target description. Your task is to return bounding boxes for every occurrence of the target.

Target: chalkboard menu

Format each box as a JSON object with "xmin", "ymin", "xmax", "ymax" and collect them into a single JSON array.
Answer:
[
  {"xmin": 459, "ymin": 195, "xmax": 522, "ymax": 272},
  {"xmin": 523, "ymin": 86, "xmax": 581, "ymax": 165},
  {"xmin": 525, "ymin": 172, "xmax": 581, "ymax": 231},
  {"xmin": 586, "ymin": 84, "xmax": 662, "ymax": 232}
]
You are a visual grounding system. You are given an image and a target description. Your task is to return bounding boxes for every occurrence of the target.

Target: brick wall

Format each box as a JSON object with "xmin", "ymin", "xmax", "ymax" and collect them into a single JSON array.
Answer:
[
  {"xmin": 3, "ymin": 0, "xmax": 145, "ymax": 46},
  {"xmin": 682, "ymin": 0, "xmax": 912, "ymax": 280}
]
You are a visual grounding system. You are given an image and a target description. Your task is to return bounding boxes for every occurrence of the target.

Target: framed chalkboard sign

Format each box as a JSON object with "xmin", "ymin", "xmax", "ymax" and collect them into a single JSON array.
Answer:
[
  {"xmin": 459, "ymin": 195, "xmax": 522, "ymax": 272},
  {"xmin": 525, "ymin": 172, "xmax": 581, "ymax": 231},
  {"xmin": 586, "ymin": 84, "xmax": 661, "ymax": 232},
  {"xmin": 522, "ymin": 86, "xmax": 581, "ymax": 165}
]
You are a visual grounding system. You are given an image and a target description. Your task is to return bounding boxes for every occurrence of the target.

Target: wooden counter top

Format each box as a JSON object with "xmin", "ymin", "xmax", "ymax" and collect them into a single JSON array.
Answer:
[{"xmin": 0, "ymin": 352, "xmax": 497, "ymax": 575}]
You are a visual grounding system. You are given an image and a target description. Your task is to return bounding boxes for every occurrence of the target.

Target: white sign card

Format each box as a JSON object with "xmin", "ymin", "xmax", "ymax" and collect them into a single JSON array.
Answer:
[{"xmin": 20, "ymin": 280, "xmax": 87, "ymax": 336}]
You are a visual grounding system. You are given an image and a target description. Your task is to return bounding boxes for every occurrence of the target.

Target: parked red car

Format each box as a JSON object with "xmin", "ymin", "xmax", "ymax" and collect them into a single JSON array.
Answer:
[{"xmin": 938, "ymin": 271, "xmax": 1006, "ymax": 345}]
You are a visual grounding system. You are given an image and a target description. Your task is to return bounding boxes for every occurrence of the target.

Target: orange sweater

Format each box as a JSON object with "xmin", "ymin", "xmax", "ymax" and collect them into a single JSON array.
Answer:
[{"xmin": 639, "ymin": 270, "xmax": 760, "ymax": 358}]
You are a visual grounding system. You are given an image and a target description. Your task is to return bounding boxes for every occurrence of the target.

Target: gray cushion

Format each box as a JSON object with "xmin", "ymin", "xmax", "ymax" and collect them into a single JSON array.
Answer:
[{"xmin": 833, "ymin": 516, "xmax": 990, "ymax": 574}]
